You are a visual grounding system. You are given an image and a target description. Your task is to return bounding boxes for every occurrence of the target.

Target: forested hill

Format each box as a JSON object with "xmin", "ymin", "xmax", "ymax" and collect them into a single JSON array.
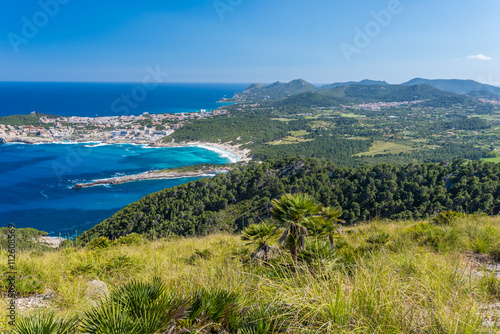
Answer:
[
  {"xmin": 267, "ymin": 84, "xmax": 480, "ymax": 108},
  {"xmin": 77, "ymin": 158, "xmax": 500, "ymax": 243},
  {"xmin": 230, "ymin": 78, "xmax": 497, "ymax": 105},
  {"xmin": 403, "ymin": 78, "xmax": 500, "ymax": 96}
]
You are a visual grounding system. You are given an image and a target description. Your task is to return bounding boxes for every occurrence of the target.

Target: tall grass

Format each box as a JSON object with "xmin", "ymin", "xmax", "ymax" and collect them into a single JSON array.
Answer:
[{"xmin": 2, "ymin": 216, "xmax": 500, "ymax": 332}]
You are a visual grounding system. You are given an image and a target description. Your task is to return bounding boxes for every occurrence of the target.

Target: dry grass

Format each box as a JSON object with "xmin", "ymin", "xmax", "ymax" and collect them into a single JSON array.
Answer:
[{"xmin": 2, "ymin": 216, "xmax": 500, "ymax": 332}]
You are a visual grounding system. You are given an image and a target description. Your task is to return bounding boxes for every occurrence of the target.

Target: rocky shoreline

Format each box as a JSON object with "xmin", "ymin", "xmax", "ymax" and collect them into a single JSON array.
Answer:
[
  {"xmin": 0, "ymin": 135, "xmax": 54, "ymax": 144},
  {"xmin": 73, "ymin": 168, "xmax": 231, "ymax": 189}
]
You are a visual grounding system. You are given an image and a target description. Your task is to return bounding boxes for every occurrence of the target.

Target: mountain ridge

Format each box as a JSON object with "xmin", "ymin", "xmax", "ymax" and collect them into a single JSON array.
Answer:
[
  {"xmin": 232, "ymin": 78, "xmax": 500, "ymax": 101},
  {"xmin": 402, "ymin": 78, "xmax": 500, "ymax": 96}
]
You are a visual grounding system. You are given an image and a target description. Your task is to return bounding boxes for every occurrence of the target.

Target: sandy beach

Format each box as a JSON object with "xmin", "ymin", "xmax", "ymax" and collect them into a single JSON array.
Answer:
[
  {"xmin": 152, "ymin": 140, "xmax": 251, "ymax": 163},
  {"xmin": 0, "ymin": 135, "xmax": 252, "ymax": 163},
  {"xmin": 188, "ymin": 141, "xmax": 251, "ymax": 163}
]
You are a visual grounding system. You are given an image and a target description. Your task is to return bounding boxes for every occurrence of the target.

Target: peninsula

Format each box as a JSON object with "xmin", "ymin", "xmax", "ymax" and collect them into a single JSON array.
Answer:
[{"xmin": 72, "ymin": 165, "xmax": 233, "ymax": 189}]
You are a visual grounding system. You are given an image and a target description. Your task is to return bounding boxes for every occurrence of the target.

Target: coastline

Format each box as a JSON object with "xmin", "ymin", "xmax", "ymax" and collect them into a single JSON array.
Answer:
[
  {"xmin": 155, "ymin": 141, "xmax": 251, "ymax": 163},
  {"xmin": 72, "ymin": 167, "xmax": 232, "ymax": 189},
  {"xmin": 0, "ymin": 135, "xmax": 252, "ymax": 164}
]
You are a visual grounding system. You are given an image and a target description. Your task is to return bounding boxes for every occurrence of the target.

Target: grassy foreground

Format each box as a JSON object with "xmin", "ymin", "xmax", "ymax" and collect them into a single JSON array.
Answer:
[{"xmin": 3, "ymin": 216, "xmax": 500, "ymax": 333}]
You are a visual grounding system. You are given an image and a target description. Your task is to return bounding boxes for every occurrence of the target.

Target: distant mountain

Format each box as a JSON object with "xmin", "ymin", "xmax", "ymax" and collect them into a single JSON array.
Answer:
[
  {"xmin": 233, "ymin": 79, "xmax": 319, "ymax": 100},
  {"xmin": 271, "ymin": 84, "xmax": 479, "ymax": 109},
  {"xmin": 402, "ymin": 78, "xmax": 500, "ymax": 96},
  {"xmin": 467, "ymin": 90, "xmax": 500, "ymax": 100},
  {"xmin": 231, "ymin": 78, "xmax": 500, "ymax": 102},
  {"xmin": 233, "ymin": 79, "xmax": 393, "ymax": 101},
  {"xmin": 320, "ymin": 79, "xmax": 389, "ymax": 90}
]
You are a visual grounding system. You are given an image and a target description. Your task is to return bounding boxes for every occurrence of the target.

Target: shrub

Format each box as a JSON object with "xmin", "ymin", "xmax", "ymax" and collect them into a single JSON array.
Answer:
[
  {"xmin": 431, "ymin": 210, "xmax": 466, "ymax": 225},
  {"xmin": 365, "ymin": 232, "xmax": 390, "ymax": 245},
  {"xmin": 13, "ymin": 312, "xmax": 78, "ymax": 334},
  {"xmin": 15, "ymin": 278, "xmax": 44, "ymax": 297},
  {"xmin": 86, "ymin": 237, "xmax": 112, "ymax": 250},
  {"xmin": 186, "ymin": 249, "xmax": 212, "ymax": 264},
  {"xmin": 81, "ymin": 277, "xmax": 189, "ymax": 334},
  {"xmin": 405, "ymin": 222, "xmax": 444, "ymax": 249},
  {"xmin": 58, "ymin": 239, "xmax": 74, "ymax": 249},
  {"xmin": 183, "ymin": 288, "xmax": 242, "ymax": 332},
  {"xmin": 480, "ymin": 273, "xmax": 500, "ymax": 301},
  {"xmin": 116, "ymin": 233, "xmax": 143, "ymax": 245}
]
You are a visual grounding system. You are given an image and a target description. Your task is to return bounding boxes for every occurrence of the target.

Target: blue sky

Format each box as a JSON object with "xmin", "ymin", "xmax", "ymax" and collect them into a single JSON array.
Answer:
[{"xmin": 1, "ymin": 0, "xmax": 499, "ymax": 84}]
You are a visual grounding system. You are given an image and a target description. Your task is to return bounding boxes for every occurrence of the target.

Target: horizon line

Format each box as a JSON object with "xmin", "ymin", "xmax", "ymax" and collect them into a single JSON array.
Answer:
[{"xmin": 0, "ymin": 78, "xmax": 498, "ymax": 87}]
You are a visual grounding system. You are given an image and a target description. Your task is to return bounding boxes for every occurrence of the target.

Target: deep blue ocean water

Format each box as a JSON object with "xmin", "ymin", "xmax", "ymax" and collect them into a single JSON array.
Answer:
[
  {"xmin": 0, "ymin": 82, "xmax": 248, "ymax": 236},
  {"xmin": 0, "ymin": 82, "xmax": 248, "ymax": 117}
]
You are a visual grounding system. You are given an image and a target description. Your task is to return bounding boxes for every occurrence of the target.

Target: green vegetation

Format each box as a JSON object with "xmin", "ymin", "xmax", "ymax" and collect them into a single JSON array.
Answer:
[
  {"xmin": 160, "ymin": 135, "xmax": 173, "ymax": 143},
  {"xmin": 76, "ymin": 157, "xmax": 500, "ymax": 243},
  {"xmin": 172, "ymin": 115, "xmax": 308, "ymax": 144},
  {"xmin": 0, "ymin": 114, "xmax": 57, "ymax": 128},
  {"xmin": 167, "ymin": 85, "xmax": 500, "ymax": 166},
  {"xmin": 0, "ymin": 228, "xmax": 51, "ymax": 252},
  {"xmin": 354, "ymin": 140, "xmax": 418, "ymax": 157},
  {"xmin": 265, "ymin": 84, "xmax": 481, "ymax": 108},
  {"xmin": 288, "ymin": 130, "xmax": 309, "ymax": 137},
  {"xmin": 271, "ymin": 193, "xmax": 324, "ymax": 262},
  {"xmin": 153, "ymin": 163, "xmax": 232, "ymax": 174},
  {"xmin": 339, "ymin": 112, "xmax": 366, "ymax": 118},
  {"xmin": 4, "ymin": 213, "xmax": 500, "ymax": 332},
  {"xmin": 5, "ymin": 82, "xmax": 500, "ymax": 332},
  {"xmin": 482, "ymin": 157, "xmax": 500, "ymax": 163}
]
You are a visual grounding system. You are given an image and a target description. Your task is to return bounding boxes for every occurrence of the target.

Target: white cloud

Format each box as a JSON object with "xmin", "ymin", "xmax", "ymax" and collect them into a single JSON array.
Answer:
[{"xmin": 467, "ymin": 54, "xmax": 493, "ymax": 61}]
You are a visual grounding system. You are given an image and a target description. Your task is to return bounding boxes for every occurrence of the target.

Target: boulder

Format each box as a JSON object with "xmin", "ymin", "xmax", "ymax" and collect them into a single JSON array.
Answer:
[{"xmin": 85, "ymin": 280, "xmax": 109, "ymax": 302}]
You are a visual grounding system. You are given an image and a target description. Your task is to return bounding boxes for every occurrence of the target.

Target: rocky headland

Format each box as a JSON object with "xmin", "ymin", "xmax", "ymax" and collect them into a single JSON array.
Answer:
[{"xmin": 72, "ymin": 167, "xmax": 232, "ymax": 189}]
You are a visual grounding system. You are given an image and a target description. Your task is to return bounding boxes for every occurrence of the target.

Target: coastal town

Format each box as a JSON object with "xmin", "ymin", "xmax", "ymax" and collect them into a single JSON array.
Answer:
[{"xmin": 0, "ymin": 109, "xmax": 228, "ymax": 144}]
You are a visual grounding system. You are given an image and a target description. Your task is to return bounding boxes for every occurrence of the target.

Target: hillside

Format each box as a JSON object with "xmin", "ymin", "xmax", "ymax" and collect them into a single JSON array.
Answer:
[
  {"xmin": 232, "ymin": 79, "xmax": 319, "ymax": 100},
  {"xmin": 3, "ymin": 215, "xmax": 500, "ymax": 333},
  {"xmin": 77, "ymin": 158, "xmax": 500, "ymax": 243},
  {"xmin": 0, "ymin": 113, "xmax": 58, "ymax": 128},
  {"xmin": 320, "ymin": 79, "xmax": 389, "ymax": 90},
  {"xmin": 270, "ymin": 84, "xmax": 479, "ymax": 108},
  {"xmin": 229, "ymin": 77, "xmax": 500, "ymax": 102},
  {"xmin": 403, "ymin": 78, "xmax": 500, "ymax": 96}
]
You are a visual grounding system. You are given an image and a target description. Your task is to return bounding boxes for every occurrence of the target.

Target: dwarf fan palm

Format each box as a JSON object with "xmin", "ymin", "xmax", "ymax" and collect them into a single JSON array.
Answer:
[
  {"xmin": 13, "ymin": 312, "xmax": 78, "ymax": 334},
  {"xmin": 271, "ymin": 193, "xmax": 323, "ymax": 263},
  {"xmin": 241, "ymin": 222, "xmax": 281, "ymax": 261},
  {"xmin": 80, "ymin": 277, "xmax": 189, "ymax": 334},
  {"xmin": 319, "ymin": 206, "xmax": 343, "ymax": 247}
]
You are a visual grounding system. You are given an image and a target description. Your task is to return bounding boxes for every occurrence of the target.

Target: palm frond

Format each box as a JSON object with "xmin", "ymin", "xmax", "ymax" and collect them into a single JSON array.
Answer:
[
  {"xmin": 14, "ymin": 312, "xmax": 78, "ymax": 334},
  {"xmin": 81, "ymin": 277, "xmax": 189, "ymax": 334},
  {"xmin": 241, "ymin": 222, "xmax": 281, "ymax": 245}
]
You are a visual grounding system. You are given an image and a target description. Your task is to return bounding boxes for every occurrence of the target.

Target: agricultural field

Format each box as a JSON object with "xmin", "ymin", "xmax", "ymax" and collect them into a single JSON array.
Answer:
[
  {"xmin": 482, "ymin": 157, "xmax": 500, "ymax": 163},
  {"xmin": 354, "ymin": 140, "xmax": 418, "ymax": 157}
]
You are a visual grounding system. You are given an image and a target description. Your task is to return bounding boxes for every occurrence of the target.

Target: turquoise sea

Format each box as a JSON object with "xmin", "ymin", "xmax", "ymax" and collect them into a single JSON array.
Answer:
[
  {"xmin": 0, "ymin": 82, "xmax": 248, "ymax": 236},
  {"xmin": 0, "ymin": 143, "xmax": 234, "ymax": 236}
]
